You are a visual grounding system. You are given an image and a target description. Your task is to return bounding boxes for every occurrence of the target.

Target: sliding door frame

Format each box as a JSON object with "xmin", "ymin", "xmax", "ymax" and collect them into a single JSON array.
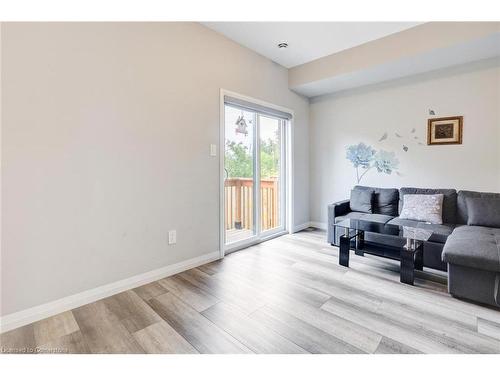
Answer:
[{"xmin": 219, "ymin": 89, "xmax": 294, "ymax": 257}]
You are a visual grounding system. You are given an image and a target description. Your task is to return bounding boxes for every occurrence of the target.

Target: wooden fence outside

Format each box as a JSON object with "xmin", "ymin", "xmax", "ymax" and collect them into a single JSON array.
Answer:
[{"xmin": 224, "ymin": 177, "xmax": 279, "ymax": 231}]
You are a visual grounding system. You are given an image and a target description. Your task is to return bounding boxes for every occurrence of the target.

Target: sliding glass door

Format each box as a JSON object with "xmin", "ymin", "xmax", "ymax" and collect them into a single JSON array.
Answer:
[
  {"xmin": 259, "ymin": 115, "xmax": 283, "ymax": 233},
  {"xmin": 224, "ymin": 105, "xmax": 257, "ymax": 244},
  {"xmin": 222, "ymin": 95, "xmax": 288, "ymax": 251}
]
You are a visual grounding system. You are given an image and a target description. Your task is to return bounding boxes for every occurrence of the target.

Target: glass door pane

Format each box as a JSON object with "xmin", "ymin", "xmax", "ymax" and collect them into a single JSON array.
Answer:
[
  {"xmin": 224, "ymin": 105, "xmax": 256, "ymax": 244},
  {"xmin": 259, "ymin": 115, "xmax": 282, "ymax": 232}
]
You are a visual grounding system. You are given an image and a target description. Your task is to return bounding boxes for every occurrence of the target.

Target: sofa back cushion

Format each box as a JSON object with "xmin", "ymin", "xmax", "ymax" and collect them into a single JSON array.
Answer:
[
  {"xmin": 399, "ymin": 187, "xmax": 457, "ymax": 224},
  {"xmin": 350, "ymin": 186, "xmax": 399, "ymax": 215},
  {"xmin": 373, "ymin": 187, "xmax": 399, "ymax": 216},
  {"xmin": 350, "ymin": 186, "xmax": 373, "ymax": 213},
  {"xmin": 457, "ymin": 190, "xmax": 500, "ymax": 224},
  {"xmin": 463, "ymin": 197, "xmax": 500, "ymax": 228}
]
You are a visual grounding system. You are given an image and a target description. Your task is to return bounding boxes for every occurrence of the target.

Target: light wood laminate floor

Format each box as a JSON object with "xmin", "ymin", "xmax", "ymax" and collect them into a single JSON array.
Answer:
[{"xmin": 1, "ymin": 229, "xmax": 500, "ymax": 354}]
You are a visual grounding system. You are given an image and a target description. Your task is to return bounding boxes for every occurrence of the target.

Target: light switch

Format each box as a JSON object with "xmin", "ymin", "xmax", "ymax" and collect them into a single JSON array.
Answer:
[
  {"xmin": 210, "ymin": 144, "xmax": 217, "ymax": 157},
  {"xmin": 168, "ymin": 230, "xmax": 176, "ymax": 245}
]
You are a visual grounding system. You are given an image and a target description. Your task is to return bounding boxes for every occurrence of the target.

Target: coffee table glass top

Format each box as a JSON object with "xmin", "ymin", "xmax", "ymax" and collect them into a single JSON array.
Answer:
[{"xmin": 334, "ymin": 218, "xmax": 433, "ymax": 242}]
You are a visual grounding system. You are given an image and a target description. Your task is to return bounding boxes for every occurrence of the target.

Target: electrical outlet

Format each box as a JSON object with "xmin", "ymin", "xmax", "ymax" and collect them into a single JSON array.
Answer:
[{"xmin": 168, "ymin": 230, "xmax": 177, "ymax": 245}]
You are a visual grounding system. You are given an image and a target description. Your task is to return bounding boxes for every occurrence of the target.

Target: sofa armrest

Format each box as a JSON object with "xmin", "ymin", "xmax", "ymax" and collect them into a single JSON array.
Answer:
[{"xmin": 327, "ymin": 199, "xmax": 351, "ymax": 244}]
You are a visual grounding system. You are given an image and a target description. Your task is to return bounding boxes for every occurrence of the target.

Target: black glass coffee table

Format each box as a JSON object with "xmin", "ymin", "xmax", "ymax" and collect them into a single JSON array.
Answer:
[{"xmin": 333, "ymin": 218, "xmax": 434, "ymax": 285}]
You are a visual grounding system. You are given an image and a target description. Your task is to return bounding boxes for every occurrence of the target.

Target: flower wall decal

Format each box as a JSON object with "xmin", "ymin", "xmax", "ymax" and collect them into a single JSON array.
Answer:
[
  {"xmin": 346, "ymin": 143, "xmax": 376, "ymax": 169},
  {"xmin": 374, "ymin": 150, "xmax": 399, "ymax": 174},
  {"xmin": 378, "ymin": 128, "xmax": 424, "ymax": 151},
  {"xmin": 346, "ymin": 142, "xmax": 400, "ymax": 183}
]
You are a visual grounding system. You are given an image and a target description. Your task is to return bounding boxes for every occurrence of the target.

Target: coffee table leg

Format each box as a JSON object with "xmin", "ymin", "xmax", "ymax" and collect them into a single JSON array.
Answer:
[
  {"xmin": 355, "ymin": 230, "xmax": 364, "ymax": 256},
  {"xmin": 339, "ymin": 228, "xmax": 350, "ymax": 267},
  {"xmin": 401, "ymin": 238, "xmax": 416, "ymax": 285},
  {"xmin": 414, "ymin": 242, "xmax": 424, "ymax": 271}
]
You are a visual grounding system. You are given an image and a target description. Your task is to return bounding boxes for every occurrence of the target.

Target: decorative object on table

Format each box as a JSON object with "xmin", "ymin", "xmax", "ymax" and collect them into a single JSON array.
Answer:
[
  {"xmin": 346, "ymin": 142, "xmax": 399, "ymax": 184},
  {"xmin": 427, "ymin": 116, "xmax": 463, "ymax": 145}
]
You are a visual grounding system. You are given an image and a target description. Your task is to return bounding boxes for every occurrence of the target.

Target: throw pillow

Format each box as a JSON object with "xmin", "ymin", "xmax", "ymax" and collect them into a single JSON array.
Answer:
[
  {"xmin": 373, "ymin": 188, "xmax": 399, "ymax": 216},
  {"xmin": 399, "ymin": 194, "xmax": 444, "ymax": 224},
  {"xmin": 350, "ymin": 188, "xmax": 373, "ymax": 213},
  {"xmin": 466, "ymin": 197, "xmax": 500, "ymax": 228}
]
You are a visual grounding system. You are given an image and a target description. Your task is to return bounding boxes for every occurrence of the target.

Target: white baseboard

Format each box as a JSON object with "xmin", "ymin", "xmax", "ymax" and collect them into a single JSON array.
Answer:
[
  {"xmin": 309, "ymin": 221, "xmax": 327, "ymax": 230},
  {"xmin": 292, "ymin": 221, "xmax": 327, "ymax": 232},
  {"xmin": 292, "ymin": 222, "xmax": 312, "ymax": 233},
  {"xmin": 0, "ymin": 251, "xmax": 221, "ymax": 334}
]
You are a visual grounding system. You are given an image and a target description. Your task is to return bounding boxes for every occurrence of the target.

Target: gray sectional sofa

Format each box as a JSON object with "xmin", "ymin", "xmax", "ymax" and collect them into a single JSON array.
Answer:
[{"xmin": 327, "ymin": 186, "xmax": 500, "ymax": 308}]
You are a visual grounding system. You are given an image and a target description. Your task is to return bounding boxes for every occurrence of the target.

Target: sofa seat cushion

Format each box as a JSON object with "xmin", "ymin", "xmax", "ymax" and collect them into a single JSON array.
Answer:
[
  {"xmin": 418, "ymin": 223, "xmax": 459, "ymax": 244},
  {"xmin": 335, "ymin": 212, "xmax": 395, "ymax": 224},
  {"xmin": 387, "ymin": 217, "xmax": 457, "ymax": 244},
  {"xmin": 442, "ymin": 226, "xmax": 500, "ymax": 272}
]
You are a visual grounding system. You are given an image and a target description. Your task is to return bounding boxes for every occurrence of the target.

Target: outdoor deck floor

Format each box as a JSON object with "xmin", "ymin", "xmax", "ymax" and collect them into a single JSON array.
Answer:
[{"xmin": 226, "ymin": 228, "xmax": 254, "ymax": 244}]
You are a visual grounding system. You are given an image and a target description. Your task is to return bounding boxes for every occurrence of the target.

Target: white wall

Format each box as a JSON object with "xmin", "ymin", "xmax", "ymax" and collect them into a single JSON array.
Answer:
[
  {"xmin": 309, "ymin": 58, "xmax": 500, "ymax": 224},
  {"xmin": 1, "ymin": 22, "xmax": 310, "ymax": 316}
]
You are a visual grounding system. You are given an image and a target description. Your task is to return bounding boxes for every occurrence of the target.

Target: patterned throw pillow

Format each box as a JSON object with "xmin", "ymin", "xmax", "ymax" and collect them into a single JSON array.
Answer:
[{"xmin": 399, "ymin": 194, "xmax": 444, "ymax": 224}]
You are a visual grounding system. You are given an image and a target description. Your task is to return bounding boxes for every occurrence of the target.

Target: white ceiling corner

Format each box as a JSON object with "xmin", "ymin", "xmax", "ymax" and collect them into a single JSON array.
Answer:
[{"xmin": 202, "ymin": 22, "xmax": 422, "ymax": 68}]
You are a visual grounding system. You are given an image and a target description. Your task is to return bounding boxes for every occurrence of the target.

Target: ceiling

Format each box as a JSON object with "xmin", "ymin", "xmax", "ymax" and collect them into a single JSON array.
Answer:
[
  {"xmin": 202, "ymin": 22, "xmax": 422, "ymax": 68},
  {"xmin": 296, "ymin": 33, "xmax": 500, "ymax": 97}
]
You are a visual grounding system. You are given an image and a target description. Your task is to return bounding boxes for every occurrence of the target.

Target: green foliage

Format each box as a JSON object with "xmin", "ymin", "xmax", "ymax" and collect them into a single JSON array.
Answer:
[
  {"xmin": 224, "ymin": 141, "xmax": 253, "ymax": 178},
  {"xmin": 225, "ymin": 137, "xmax": 279, "ymax": 179},
  {"xmin": 260, "ymin": 138, "xmax": 280, "ymax": 179}
]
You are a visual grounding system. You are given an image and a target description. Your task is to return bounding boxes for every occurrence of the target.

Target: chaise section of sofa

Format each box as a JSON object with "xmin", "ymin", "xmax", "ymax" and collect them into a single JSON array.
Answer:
[
  {"xmin": 443, "ymin": 226, "xmax": 500, "ymax": 306},
  {"xmin": 442, "ymin": 191, "xmax": 500, "ymax": 307}
]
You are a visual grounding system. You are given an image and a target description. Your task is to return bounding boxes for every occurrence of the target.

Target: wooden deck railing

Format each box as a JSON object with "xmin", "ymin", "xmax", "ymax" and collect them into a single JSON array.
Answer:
[{"xmin": 224, "ymin": 177, "xmax": 279, "ymax": 231}]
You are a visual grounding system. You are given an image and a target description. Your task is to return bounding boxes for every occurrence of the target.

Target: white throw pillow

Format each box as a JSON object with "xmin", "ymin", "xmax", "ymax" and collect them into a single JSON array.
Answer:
[{"xmin": 399, "ymin": 194, "xmax": 444, "ymax": 224}]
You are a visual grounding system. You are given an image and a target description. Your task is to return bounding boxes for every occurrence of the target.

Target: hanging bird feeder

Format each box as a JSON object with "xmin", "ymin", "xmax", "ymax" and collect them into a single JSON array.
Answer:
[{"xmin": 235, "ymin": 115, "xmax": 248, "ymax": 136}]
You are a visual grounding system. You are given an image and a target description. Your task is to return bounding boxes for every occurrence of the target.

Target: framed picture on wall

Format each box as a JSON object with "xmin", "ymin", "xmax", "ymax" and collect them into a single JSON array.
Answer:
[{"xmin": 427, "ymin": 116, "xmax": 463, "ymax": 145}]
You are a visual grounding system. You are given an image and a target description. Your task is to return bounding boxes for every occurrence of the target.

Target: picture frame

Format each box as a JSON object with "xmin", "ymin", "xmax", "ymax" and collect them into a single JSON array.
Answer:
[{"xmin": 427, "ymin": 116, "xmax": 463, "ymax": 145}]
